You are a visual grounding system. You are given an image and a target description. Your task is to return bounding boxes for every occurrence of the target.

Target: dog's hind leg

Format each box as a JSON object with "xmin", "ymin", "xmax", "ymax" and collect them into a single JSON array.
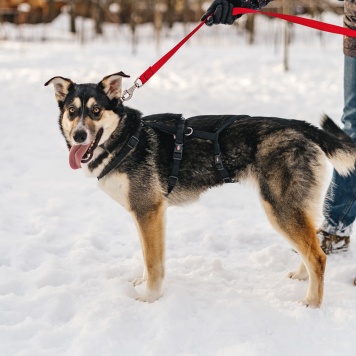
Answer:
[
  {"xmin": 131, "ymin": 199, "xmax": 167, "ymax": 303},
  {"xmin": 287, "ymin": 217, "xmax": 326, "ymax": 308},
  {"xmin": 261, "ymin": 200, "xmax": 326, "ymax": 308}
]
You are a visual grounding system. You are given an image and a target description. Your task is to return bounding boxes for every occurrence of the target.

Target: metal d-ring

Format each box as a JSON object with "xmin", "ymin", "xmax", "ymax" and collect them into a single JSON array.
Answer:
[{"xmin": 185, "ymin": 127, "xmax": 193, "ymax": 136}]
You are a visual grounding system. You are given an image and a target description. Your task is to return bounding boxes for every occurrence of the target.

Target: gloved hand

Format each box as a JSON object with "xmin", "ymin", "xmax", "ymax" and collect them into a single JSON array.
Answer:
[{"xmin": 201, "ymin": 0, "xmax": 241, "ymax": 26}]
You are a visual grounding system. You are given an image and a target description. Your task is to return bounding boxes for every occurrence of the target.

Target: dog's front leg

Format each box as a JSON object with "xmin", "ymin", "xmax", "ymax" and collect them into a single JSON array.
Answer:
[{"xmin": 131, "ymin": 200, "xmax": 166, "ymax": 303}]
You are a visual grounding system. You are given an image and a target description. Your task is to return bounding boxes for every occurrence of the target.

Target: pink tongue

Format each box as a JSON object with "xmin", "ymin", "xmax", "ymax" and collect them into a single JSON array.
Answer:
[{"xmin": 69, "ymin": 144, "xmax": 90, "ymax": 169}]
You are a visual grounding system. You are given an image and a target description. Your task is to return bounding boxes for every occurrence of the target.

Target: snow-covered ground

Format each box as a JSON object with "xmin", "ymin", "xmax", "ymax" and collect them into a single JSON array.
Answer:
[{"xmin": 1, "ymin": 13, "xmax": 356, "ymax": 356}]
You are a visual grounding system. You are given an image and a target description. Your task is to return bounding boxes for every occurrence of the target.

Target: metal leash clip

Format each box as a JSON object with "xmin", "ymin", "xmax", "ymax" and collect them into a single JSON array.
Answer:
[{"xmin": 121, "ymin": 78, "xmax": 143, "ymax": 102}]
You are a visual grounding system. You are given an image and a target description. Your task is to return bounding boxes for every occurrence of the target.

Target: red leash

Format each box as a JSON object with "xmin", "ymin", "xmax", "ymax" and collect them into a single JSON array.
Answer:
[
  {"xmin": 122, "ymin": 19, "xmax": 208, "ymax": 101},
  {"xmin": 232, "ymin": 8, "xmax": 356, "ymax": 37},
  {"xmin": 122, "ymin": 8, "xmax": 356, "ymax": 101}
]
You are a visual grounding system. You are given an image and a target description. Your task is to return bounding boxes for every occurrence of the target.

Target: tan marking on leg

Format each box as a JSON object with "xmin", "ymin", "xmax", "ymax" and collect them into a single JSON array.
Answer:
[
  {"xmin": 132, "ymin": 200, "xmax": 167, "ymax": 302},
  {"xmin": 261, "ymin": 200, "xmax": 326, "ymax": 308}
]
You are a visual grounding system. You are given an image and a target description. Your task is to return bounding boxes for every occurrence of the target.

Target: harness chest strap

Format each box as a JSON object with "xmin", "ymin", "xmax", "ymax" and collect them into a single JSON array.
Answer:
[{"xmin": 97, "ymin": 123, "xmax": 142, "ymax": 180}]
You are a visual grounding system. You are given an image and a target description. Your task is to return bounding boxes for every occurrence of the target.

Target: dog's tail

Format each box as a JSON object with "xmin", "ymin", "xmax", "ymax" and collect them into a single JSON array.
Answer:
[{"xmin": 311, "ymin": 114, "xmax": 356, "ymax": 176}]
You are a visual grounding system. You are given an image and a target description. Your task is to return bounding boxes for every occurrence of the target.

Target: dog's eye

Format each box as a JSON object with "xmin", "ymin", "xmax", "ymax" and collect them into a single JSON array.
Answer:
[
  {"xmin": 68, "ymin": 107, "xmax": 76, "ymax": 114},
  {"xmin": 92, "ymin": 106, "xmax": 101, "ymax": 115}
]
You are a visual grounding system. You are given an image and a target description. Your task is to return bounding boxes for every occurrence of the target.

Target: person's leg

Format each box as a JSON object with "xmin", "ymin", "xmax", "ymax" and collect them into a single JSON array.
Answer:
[
  {"xmin": 342, "ymin": 55, "xmax": 356, "ymax": 140},
  {"xmin": 322, "ymin": 170, "xmax": 356, "ymax": 235},
  {"xmin": 320, "ymin": 55, "xmax": 356, "ymax": 253}
]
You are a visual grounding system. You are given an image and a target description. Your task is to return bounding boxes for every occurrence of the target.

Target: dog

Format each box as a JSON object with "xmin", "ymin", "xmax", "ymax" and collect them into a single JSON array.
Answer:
[{"xmin": 45, "ymin": 72, "xmax": 356, "ymax": 307}]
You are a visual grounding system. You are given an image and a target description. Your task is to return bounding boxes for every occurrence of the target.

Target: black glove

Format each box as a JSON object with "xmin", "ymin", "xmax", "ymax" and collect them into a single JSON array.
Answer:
[{"xmin": 201, "ymin": 0, "xmax": 241, "ymax": 26}]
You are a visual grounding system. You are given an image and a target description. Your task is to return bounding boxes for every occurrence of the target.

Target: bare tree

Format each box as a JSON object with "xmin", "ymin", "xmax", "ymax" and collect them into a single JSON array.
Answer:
[
  {"xmin": 283, "ymin": 0, "xmax": 295, "ymax": 71},
  {"xmin": 69, "ymin": 0, "xmax": 76, "ymax": 34},
  {"xmin": 153, "ymin": 0, "xmax": 166, "ymax": 52},
  {"xmin": 129, "ymin": 0, "xmax": 138, "ymax": 54},
  {"xmin": 245, "ymin": 14, "xmax": 255, "ymax": 45},
  {"xmin": 47, "ymin": 0, "xmax": 55, "ymax": 22},
  {"xmin": 94, "ymin": 0, "xmax": 105, "ymax": 35},
  {"xmin": 165, "ymin": 0, "xmax": 175, "ymax": 28}
]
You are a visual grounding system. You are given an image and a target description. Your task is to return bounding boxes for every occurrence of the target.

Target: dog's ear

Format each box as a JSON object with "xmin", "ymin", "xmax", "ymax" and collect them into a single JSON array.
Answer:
[
  {"xmin": 45, "ymin": 76, "xmax": 74, "ymax": 103},
  {"xmin": 98, "ymin": 72, "xmax": 130, "ymax": 101}
]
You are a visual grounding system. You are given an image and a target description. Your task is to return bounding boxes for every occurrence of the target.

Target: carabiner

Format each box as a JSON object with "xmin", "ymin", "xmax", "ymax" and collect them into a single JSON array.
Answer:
[{"xmin": 121, "ymin": 78, "xmax": 143, "ymax": 102}]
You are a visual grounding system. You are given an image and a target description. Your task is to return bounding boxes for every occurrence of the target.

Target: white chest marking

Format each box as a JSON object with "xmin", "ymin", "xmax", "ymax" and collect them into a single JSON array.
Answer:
[{"xmin": 97, "ymin": 172, "xmax": 131, "ymax": 211}]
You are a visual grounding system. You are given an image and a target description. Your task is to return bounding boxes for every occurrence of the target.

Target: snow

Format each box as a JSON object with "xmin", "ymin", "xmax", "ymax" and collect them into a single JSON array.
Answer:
[{"xmin": 1, "ymin": 13, "xmax": 356, "ymax": 356}]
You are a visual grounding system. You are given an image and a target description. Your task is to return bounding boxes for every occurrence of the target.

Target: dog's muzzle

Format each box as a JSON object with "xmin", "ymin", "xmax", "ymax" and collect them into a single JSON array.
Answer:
[{"xmin": 69, "ymin": 128, "xmax": 103, "ymax": 169}]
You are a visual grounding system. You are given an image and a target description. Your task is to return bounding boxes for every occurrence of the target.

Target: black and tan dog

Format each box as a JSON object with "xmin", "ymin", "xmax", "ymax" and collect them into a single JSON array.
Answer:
[{"xmin": 46, "ymin": 72, "xmax": 356, "ymax": 307}]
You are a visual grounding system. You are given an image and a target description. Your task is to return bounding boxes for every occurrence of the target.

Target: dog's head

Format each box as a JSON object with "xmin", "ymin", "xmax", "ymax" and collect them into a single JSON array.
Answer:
[{"xmin": 45, "ymin": 72, "xmax": 129, "ymax": 169}]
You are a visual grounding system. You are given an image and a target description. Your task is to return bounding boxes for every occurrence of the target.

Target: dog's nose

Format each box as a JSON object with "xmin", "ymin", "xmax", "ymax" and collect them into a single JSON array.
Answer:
[{"xmin": 73, "ymin": 130, "xmax": 87, "ymax": 144}]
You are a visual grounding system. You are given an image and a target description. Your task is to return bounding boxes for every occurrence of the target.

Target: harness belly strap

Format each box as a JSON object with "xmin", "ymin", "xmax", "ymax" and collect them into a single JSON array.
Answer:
[
  {"xmin": 187, "ymin": 116, "xmax": 240, "ymax": 184},
  {"xmin": 212, "ymin": 115, "xmax": 242, "ymax": 183}
]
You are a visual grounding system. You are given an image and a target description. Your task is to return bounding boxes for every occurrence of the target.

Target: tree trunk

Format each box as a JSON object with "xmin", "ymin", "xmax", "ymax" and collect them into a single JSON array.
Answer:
[
  {"xmin": 129, "ymin": 0, "xmax": 138, "ymax": 54},
  {"xmin": 246, "ymin": 14, "xmax": 255, "ymax": 45},
  {"xmin": 166, "ymin": 0, "xmax": 174, "ymax": 29},
  {"xmin": 283, "ymin": 0, "xmax": 294, "ymax": 71},
  {"xmin": 47, "ymin": 0, "xmax": 55, "ymax": 22},
  {"xmin": 94, "ymin": 0, "xmax": 104, "ymax": 35},
  {"xmin": 154, "ymin": 0, "xmax": 165, "ymax": 53},
  {"xmin": 70, "ymin": 0, "xmax": 76, "ymax": 34}
]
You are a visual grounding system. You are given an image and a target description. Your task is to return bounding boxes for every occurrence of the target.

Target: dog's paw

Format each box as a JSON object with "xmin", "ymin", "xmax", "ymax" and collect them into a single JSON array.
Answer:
[
  {"xmin": 136, "ymin": 291, "xmax": 162, "ymax": 303},
  {"xmin": 287, "ymin": 270, "xmax": 308, "ymax": 281},
  {"xmin": 131, "ymin": 276, "xmax": 147, "ymax": 287},
  {"xmin": 298, "ymin": 298, "xmax": 320, "ymax": 308}
]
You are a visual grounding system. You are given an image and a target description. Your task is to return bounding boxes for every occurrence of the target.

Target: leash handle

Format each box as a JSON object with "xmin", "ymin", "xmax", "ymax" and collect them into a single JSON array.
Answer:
[{"xmin": 232, "ymin": 8, "xmax": 356, "ymax": 38}]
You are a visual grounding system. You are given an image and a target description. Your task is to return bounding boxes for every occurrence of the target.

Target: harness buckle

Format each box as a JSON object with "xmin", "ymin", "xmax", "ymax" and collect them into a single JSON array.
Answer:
[
  {"xmin": 168, "ymin": 176, "xmax": 178, "ymax": 187},
  {"xmin": 215, "ymin": 154, "xmax": 224, "ymax": 170},
  {"xmin": 185, "ymin": 127, "xmax": 193, "ymax": 136},
  {"xmin": 173, "ymin": 143, "xmax": 183, "ymax": 160},
  {"xmin": 223, "ymin": 177, "xmax": 234, "ymax": 183},
  {"xmin": 127, "ymin": 136, "xmax": 139, "ymax": 148}
]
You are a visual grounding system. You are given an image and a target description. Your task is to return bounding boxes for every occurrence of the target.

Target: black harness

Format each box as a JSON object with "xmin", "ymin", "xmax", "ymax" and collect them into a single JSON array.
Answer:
[
  {"xmin": 97, "ymin": 123, "xmax": 142, "ymax": 180},
  {"xmin": 98, "ymin": 115, "xmax": 242, "ymax": 195}
]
